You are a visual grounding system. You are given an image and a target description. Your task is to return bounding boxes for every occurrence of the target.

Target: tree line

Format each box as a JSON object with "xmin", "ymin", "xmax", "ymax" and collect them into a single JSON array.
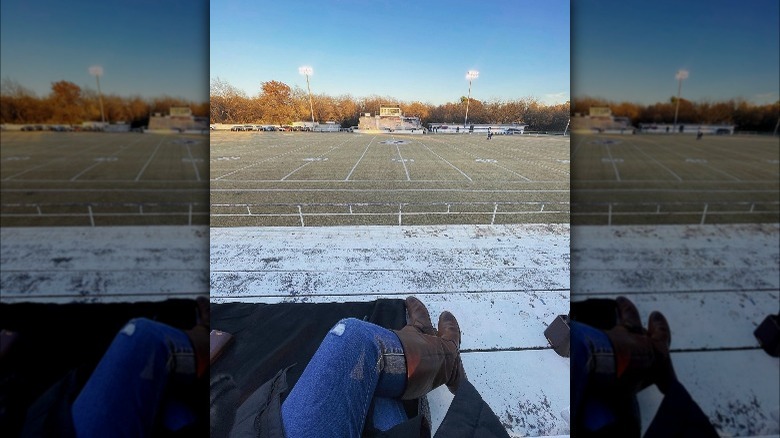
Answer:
[
  {"xmin": 573, "ymin": 96, "xmax": 780, "ymax": 132},
  {"xmin": 0, "ymin": 78, "xmax": 208, "ymax": 126},
  {"xmin": 210, "ymin": 78, "xmax": 571, "ymax": 131}
]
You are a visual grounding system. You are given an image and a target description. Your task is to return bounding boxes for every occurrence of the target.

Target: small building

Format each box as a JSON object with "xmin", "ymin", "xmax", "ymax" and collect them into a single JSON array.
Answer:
[
  {"xmin": 358, "ymin": 106, "xmax": 422, "ymax": 132},
  {"xmin": 428, "ymin": 123, "xmax": 526, "ymax": 135},
  {"xmin": 147, "ymin": 107, "xmax": 208, "ymax": 133},
  {"xmin": 638, "ymin": 123, "xmax": 735, "ymax": 135},
  {"xmin": 571, "ymin": 107, "xmax": 635, "ymax": 134}
]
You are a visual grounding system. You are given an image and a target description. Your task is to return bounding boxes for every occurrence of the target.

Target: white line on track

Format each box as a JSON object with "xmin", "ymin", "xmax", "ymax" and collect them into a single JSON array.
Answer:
[
  {"xmin": 417, "ymin": 140, "xmax": 472, "ymax": 181},
  {"xmin": 281, "ymin": 138, "xmax": 350, "ymax": 181},
  {"xmin": 69, "ymin": 162, "xmax": 103, "ymax": 181},
  {"xmin": 426, "ymin": 137, "xmax": 533, "ymax": 181},
  {"xmin": 395, "ymin": 143, "xmax": 411, "ymax": 181},
  {"xmin": 632, "ymin": 136, "xmax": 741, "ymax": 181},
  {"xmin": 135, "ymin": 137, "xmax": 165, "ymax": 181},
  {"xmin": 344, "ymin": 136, "xmax": 376, "ymax": 181},
  {"xmin": 0, "ymin": 139, "xmax": 114, "ymax": 181},
  {"xmin": 184, "ymin": 144, "xmax": 202, "ymax": 181},
  {"xmin": 627, "ymin": 142, "xmax": 683, "ymax": 181},
  {"xmin": 214, "ymin": 143, "xmax": 315, "ymax": 180},
  {"xmin": 699, "ymin": 162, "xmax": 742, "ymax": 181},
  {"xmin": 603, "ymin": 144, "xmax": 622, "ymax": 181},
  {"xmin": 571, "ymin": 134, "xmax": 588, "ymax": 157}
]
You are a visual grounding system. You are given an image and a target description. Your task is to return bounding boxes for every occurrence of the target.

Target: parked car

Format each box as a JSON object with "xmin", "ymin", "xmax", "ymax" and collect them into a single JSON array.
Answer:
[{"xmin": 230, "ymin": 125, "xmax": 244, "ymax": 131}]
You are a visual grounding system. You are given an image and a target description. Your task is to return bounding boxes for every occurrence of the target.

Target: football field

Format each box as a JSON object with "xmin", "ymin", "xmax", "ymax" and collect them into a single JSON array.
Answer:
[
  {"xmin": 571, "ymin": 134, "xmax": 780, "ymax": 225},
  {"xmin": 0, "ymin": 131, "xmax": 209, "ymax": 226},
  {"xmin": 210, "ymin": 131, "xmax": 570, "ymax": 226}
]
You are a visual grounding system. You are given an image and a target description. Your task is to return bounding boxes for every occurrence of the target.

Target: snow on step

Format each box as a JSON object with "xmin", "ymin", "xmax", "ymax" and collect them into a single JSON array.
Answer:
[{"xmin": 0, "ymin": 226, "xmax": 209, "ymax": 302}]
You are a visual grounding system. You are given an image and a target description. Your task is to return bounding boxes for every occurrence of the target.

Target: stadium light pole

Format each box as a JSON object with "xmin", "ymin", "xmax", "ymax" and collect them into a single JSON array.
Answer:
[
  {"xmin": 299, "ymin": 66, "xmax": 315, "ymax": 127},
  {"xmin": 89, "ymin": 65, "xmax": 106, "ymax": 124},
  {"xmin": 464, "ymin": 70, "xmax": 479, "ymax": 128},
  {"xmin": 672, "ymin": 69, "xmax": 688, "ymax": 132}
]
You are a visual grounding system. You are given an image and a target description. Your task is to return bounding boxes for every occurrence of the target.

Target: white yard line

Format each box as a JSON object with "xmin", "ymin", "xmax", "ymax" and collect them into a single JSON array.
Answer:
[
  {"xmin": 213, "ymin": 143, "xmax": 313, "ymax": 180},
  {"xmin": 134, "ymin": 137, "xmax": 165, "ymax": 181},
  {"xmin": 184, "ymin": 144, "xmax": 202, "ymax": 181},
  {"xmin": 2, "ymin": 136, "xmax": 125, "ymax": 181},
  {"xmin": 628, "ymin": 142, "xmax": 683, "ymax": 181},
  {"xmin": 427, "ymin": 136, "xmax": 534, "ymax": 181},
  {"xmin": 69, "ymin": 161, "xmax": 103, "ymax": 181},
  {"xmin": 570, "ymin": 134, "xmax": 589, "ymax": 157},
  {"xmin": 603, "ymin": 143, "xmax": 622, "ymax": 181},
  {"xmin": 492, "ymin": 162, "xmax": 533, "ymax": 181},
  {"xmin": 395, "ymin": 144, "xmax": 411, "ymax": 181},
  {"xmin": 699, "ymin": 161, "xmax": 742, "ymax": 181},
  {"xmin": 2, "ymin": 159, "xmax": 66, "ymax": 181},
  {"xmin": 281, "ymin": 139, "xmax": 349, "ymax": 181},
  {"xmin": 417, "ymin": 140, "xmax": 473, "ymax": 181},
  {"xmin": 344, "ymin": 136, "xmax": 376, "ymax": 181}
]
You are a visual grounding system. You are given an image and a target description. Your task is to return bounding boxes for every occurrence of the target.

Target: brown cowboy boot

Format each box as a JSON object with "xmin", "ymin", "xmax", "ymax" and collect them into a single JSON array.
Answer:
[
  {"xmin": 648, "ymin": 310, "xmax": 677, "ymax": 394},
  {"xmin": 393, "ymin": 297, "xmax": 465, "ymax": 400},
  {"xmin": 185, "ymin": 296, "xmax": 210, "ymax": 378},
  {"xmin": 603, "ymin": 296, "xmax": 656, "ymax": 393}
]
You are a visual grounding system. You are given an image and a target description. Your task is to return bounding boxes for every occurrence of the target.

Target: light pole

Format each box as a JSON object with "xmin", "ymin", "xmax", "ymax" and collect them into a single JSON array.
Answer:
[
  {"xmin": 89, "ymin": 65, "xmax": 106, "ymax": 124},
  {"xmin": 464, "ymin": 70, "xmax": 479, "ymax": 128},
  {"xmin": 672, "ymin": 69, "xmax": 688, "ymax": 132},
  {"xmin": 299, "ymin": 66, "xmax": 315, "ymax": 128}
]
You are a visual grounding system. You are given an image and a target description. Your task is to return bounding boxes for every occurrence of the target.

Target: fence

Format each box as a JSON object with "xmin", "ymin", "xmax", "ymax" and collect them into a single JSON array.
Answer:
[
  {"xmin": 1, "ymin": 202, "xmax": 208, "ymax": 226},
  {"xmin": 572, "ymin": 201, "xmax": 780, "ymax": 225},
  {"xmin": 211, "ymin": 201, "xmax": 570, "ymax": 226}
]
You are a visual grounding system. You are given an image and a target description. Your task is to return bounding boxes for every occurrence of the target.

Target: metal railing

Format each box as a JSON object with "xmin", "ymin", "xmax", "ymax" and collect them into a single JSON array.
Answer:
[
  {"xmin": 571, "ymin": 201, "xmax": 780, "ymax": 225},
  {"xmin": 211, "ymin": 201, "xmax": 571, "ymax": 226},
  {"xmin": 1, "ymin": 202, "xmax": 208, "ymax": 226}
]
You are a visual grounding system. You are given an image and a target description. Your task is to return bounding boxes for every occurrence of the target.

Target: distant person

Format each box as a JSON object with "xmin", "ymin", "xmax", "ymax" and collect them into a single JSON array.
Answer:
[
  {"xmin": 696, "ymin": 128, "xmax": 703, "ymax": 140},
  {"xmin": 571, "ymin": 296, "xmax": 718, "ymax": 437}
]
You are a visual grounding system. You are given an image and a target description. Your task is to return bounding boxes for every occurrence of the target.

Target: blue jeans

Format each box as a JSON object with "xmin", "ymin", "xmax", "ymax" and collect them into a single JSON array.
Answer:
[
  {"xmin": 571, "ymin": 321, "xmax": 619, "ymax": 432},
  {"xmin": 281, "ymin": 318, "xmax": 408, "ymax": 437},
  {"xmin": 71, "ymin": 318, "xmax": 197, "ymax": 437}
]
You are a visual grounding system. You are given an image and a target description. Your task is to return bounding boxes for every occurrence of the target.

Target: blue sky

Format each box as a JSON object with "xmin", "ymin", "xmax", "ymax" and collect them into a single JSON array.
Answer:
[
  {"xmin": 1, "ymin": 0, "xmax": 208, "ymax": 102},
  {"xmin": 210, "ymin": 0, "xmax": 570, "ymax": 105},
  {"xmin": 572, "ymin": 0, "xmax": 779, "ymax": 105}
]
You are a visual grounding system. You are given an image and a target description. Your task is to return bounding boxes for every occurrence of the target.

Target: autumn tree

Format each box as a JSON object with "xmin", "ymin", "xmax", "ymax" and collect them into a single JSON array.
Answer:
[
  {"xmin": 257, "ymin": 80, "xmax": 295, "ymax": 125},
  {"xmin": 48, "ymin": 81, "xmax": 84, "ymax": 123}
]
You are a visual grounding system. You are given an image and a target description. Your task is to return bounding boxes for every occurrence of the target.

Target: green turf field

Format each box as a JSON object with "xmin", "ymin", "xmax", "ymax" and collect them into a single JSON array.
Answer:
[
  {"xmin": 0, "ymin": 131, "xmax": 209, "ymax": 226},
  {"xmin": 210, "ymin": 131, "xmax": 570, "ymax": 226},
  {"xmin": 571, "ymin": 133, "xmax": 780, "ymax": 225}
]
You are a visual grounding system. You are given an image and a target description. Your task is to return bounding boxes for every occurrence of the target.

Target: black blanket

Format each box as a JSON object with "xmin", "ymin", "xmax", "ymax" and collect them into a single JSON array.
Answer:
[
  {"xmin": 0, "ymin": 299, "xmax": 204, "ymax": 437},
  {"xmin": 210, "ymin": 299, "xmax": 408, "ymax": 405}
]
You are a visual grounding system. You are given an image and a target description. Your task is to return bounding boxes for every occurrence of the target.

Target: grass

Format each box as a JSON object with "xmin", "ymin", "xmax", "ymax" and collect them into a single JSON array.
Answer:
[
  {"xmin": 210, "ymin": 131, "xmax": 570, "ymax": 226},
  {"xmin": 571, "ymin": 133, "xmax": 780, "ymax": 225},
  {"xmin": 0, "ymin": 131, "xmax": 209, "ymax": 226}
]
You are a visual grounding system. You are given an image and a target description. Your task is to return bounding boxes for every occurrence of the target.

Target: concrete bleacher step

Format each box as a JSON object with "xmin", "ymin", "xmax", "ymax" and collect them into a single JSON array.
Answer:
[
  {"xmin": 211, "ymin": 224, "xmax": 570, "ymax": 297},
  {"xmin": 427, "ymin": 350, "xmax": 571, "ymax": 437},
  {"xmin": 211, "ymin": 224, "xmax": 571, "ymax": 437},
  {"xmin": 0, "ymin": 226, "xmax": 209, "ymax": 302},
  {"xmin": 571, "ymin": 223, "xmax": 779, "ymax": 293},
  {"xmin": 572, "ymin": 224, "xmax": 780, "ymax": 437}
]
